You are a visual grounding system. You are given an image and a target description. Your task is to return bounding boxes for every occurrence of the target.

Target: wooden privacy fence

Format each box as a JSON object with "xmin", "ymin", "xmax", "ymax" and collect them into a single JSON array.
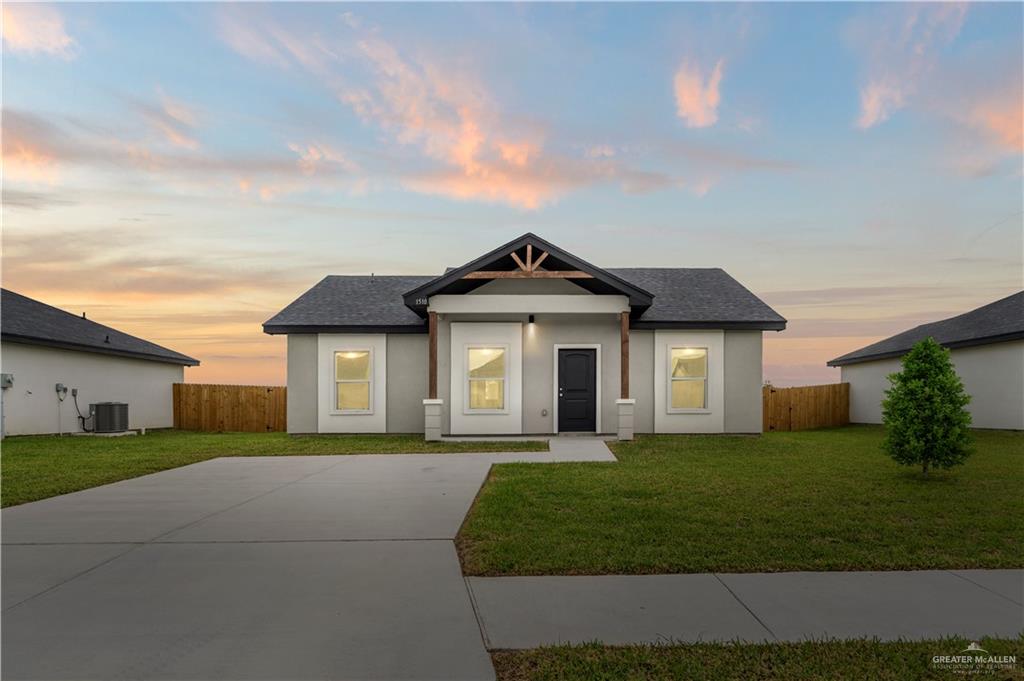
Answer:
[
  {"xmin": 763, "ymin": 382, "xmax": 849, "ymax": 432},
  {"xmin": 173, "ymin": 383, "xmax": 287, "ymax": 432}
]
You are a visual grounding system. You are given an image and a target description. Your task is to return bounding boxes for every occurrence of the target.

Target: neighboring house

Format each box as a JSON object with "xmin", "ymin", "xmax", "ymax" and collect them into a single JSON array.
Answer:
[
  {"xmin": 1, "ymin": 289, "xmax": 199, "ymax": 436},
  {"xmin": 827, "ymin": 291, "xmax": 1024, "ymax": 430},
  {"xmin": 264, "ymin": 233, "xmax": 786, "ymax": 439}
]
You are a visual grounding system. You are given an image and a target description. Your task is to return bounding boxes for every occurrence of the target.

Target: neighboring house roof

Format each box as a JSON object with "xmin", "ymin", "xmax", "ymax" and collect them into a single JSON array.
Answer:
[
  {"xmin": 264, "ymin": 234, "xmax": 786, "ymax": 334},
  {"xmin": 827, "ymin": 291, "xmax": 1024, "ymax": 367},
  {"xmin": 1, "ymin": 289, "xmax": 200, "ymax": 366}
]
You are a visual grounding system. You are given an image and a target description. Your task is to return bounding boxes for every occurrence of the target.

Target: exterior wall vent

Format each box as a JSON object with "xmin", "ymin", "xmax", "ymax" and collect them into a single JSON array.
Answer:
[{"xmin": 91, "ymin": 402, "xmax": 129, "ymax": 433}]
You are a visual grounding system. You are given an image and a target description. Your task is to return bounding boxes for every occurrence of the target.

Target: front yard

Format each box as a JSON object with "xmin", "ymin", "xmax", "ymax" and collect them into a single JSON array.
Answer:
[
  {"xmin": 0, "ymin": 430, "xmax": 545, "ymax": 507},
  {"xmin": 492, "ymin": 637, "xmax": 1023, "ymax": 681},
  {"xmin": 458, "ymin": 426, "xmax": 1024, "ymax": 575}
]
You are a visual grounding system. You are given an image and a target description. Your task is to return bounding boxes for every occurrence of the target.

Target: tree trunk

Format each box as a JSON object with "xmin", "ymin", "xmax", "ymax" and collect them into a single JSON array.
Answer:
[{"xmin": 922, "ymin": 459, "xmax": 929, "ymax": 477}]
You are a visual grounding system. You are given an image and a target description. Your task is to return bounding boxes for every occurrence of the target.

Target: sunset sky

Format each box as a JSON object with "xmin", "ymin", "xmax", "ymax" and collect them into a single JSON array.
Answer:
[{"xmin": 4, "ymin": 2, "xmax": 1022, "ymax": 387}]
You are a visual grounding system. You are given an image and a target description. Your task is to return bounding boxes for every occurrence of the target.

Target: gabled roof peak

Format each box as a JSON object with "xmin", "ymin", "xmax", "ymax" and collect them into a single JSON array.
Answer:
[{"xmin": 401, "ymin": 233, "xmax": 654, "ymax": 315}]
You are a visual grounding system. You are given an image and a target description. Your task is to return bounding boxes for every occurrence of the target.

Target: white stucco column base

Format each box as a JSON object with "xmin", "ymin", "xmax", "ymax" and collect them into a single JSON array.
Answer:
[
  {"xmin": 423, "ymin": 399, "xmax": 444, "ymax": 441},
  {"xmin": 616, "ymin": 399, "xmax": 636, "ymax": 441}
]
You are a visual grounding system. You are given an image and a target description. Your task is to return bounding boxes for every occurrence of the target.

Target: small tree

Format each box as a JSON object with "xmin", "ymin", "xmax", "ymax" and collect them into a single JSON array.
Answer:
[{"xmin": 882, "ymin": 337, "xmax": 972, "ymax": 476}]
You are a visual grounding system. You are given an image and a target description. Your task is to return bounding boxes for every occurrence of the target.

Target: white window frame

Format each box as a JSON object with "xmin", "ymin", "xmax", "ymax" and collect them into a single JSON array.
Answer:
[
  {"xmin": 464, "ymin": 343, "xmax": 510, "ymax": 415},
  {"xmin": 333, "ymin": 348, "xmax": 374, "ymax": 415},
  {"xmin": 667, "ymin": 346, "xmax": 710, "ymax": 414}
]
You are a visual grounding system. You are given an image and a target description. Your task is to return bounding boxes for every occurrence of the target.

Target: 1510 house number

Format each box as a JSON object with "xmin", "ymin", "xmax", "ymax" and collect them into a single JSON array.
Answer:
[{"xmin": 416, "ymin": 298, "xmax": 428, "ymax": 306}]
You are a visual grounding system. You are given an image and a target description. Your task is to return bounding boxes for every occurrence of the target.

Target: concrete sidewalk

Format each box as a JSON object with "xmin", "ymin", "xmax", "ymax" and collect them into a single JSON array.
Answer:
[{"xmin": 468, "ymin": 569, "xmax": 1023, "ymax": 648}]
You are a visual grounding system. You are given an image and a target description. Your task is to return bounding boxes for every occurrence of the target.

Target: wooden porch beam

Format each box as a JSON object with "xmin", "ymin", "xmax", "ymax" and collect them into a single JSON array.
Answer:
[
  {"xmin": 428, "ymin": 311, "xmax": 438, "ymax": 399},
  {"xmin": 462, "ymin": 270, "xmax": 594, "ymax": 279},
  {"xmin": 531, "ymin": 251, "xmax": 549, "ymax": 271},
  {"xmin": 526, "ymin": 244, "xmax": 533, "ymax": 271},
  {"xmin": 620, "ymin": 311, "xmax": 630, "ymax": 399}
]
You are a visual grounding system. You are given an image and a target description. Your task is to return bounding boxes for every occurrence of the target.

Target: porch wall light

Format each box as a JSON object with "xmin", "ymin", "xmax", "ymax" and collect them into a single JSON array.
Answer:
[{"xmin": 528, "ymin": 314, "xmax": 535, "ymax": 324}]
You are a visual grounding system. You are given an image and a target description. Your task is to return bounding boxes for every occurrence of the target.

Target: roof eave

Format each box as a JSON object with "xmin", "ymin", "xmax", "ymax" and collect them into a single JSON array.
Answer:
[
  {"xmin": 630, "ymin": 320, "xmax": 787, "ymax": 331},
  {"xmin": 263, "ymin": 323, "xmax": 427, "ymax": 335},
  {"xmin": 827, "ymin": 330, "xmax": 1024, "ymax": 367},
  {"xmin": 1, "ymin": 333, "xmax": 200, "ymax": 366}
]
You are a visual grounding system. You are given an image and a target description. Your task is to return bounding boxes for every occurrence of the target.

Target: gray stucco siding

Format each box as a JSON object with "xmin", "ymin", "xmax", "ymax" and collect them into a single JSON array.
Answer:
[
  {"xmin": 287, "ymin": 319, "xmax": 767, "ymax": 435},
  {"xmin": 386, "ymin": 335, "xmax": 427, "ymax": 433},
  {"xmin": 842, "ymin": 339, "xmax": 1024, "ymax": 429},
  {"xmin": 285, "ymin": 334, "xmax": 318, "ymax": 434},
  {"xmin": 522, "ymin": 314, "xmax": 621, "ymax": 434},
  {"xmin": 628, "ymin": 330, "xmax": 655, "ymax": 434},
  {"xmin": 0, "ymin": 342, "xmax": 184, "ymax": 436},
  {"xmin": 724, "ymin": 330, "xmax": 764, "ymax": 433}
]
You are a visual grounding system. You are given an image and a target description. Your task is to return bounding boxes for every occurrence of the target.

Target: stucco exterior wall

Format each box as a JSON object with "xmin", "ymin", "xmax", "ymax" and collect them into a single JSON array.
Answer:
[
  {"xmin": 724, "ymin": 330, "xmax": 764, "ymax": 433},
  {"xmin": 316, "ymin": 334, "xmax": 387, "ymax": 433},
  {"xmin": 628, "ymin": 330, "xmax": 655, "ymax": 434},
  {"xmin": 522, "ymin": 314, "xmax": 621, "ymax": 434},
  {"xmin": 952, "ymin": 341, "xmax": 1024, "ymax": 429},
  {"xmin": 286, "ymin": 334, "xmax": 318, "ymax": 434},
  {"xmin": 386, "ymin": 334, "xmax": 427, "ymax": 433},
  {"xmin": 0, "ymin": 342, "xmax": 184, "ymax": 436},
  {"xmin": 842, "ymin": 340, "xmax": 1024, "ymax": 429},
  {"xmin": 449, "ymin": 322, "xmax": 523, "ymax": 435},
  {"xmin": 284, "ymin": 317, "xmax": 767, "ymax": 435},
  {"xmin": 654, "ymin": 330, "xmax": 726, "ymax": 433}
]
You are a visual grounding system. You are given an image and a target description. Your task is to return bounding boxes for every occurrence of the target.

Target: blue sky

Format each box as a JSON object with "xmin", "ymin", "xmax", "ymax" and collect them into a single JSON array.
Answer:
[{"xmin": 4, "ymin": 2, "xmax": 1021, "ymax": 385}]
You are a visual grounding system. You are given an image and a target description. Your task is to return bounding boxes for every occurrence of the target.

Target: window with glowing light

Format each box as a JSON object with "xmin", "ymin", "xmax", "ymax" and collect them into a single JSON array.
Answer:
[
  {"xmin": 669, "ymin": 347, "xmax": 707, "ymax": 411},
  {"xmin": 467, "ymin": 346, "xmax": 507, "ymax": 411},
  {"xmin": 335, "ymin": 350, "xmax": 372, "ymax": 412}
]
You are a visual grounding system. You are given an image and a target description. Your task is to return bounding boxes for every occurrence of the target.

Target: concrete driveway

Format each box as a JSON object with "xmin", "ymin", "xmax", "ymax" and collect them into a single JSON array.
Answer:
[{"xmin": 2, "ymin": 440, "xmax": 615, "ymax": 680}]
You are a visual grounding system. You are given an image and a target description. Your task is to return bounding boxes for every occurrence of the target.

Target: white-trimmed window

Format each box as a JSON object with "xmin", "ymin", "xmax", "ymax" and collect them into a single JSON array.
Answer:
[
  {"xmin": 668, "ymin": 347, "xmax": 708, "ymax": 411},
  {"xmin": 335, "ymin": 350, "xmax": 372, "ymax": 413},
  {"xmin": 466, "ymin": 345, "xmax": 508, "ymax": 412}
]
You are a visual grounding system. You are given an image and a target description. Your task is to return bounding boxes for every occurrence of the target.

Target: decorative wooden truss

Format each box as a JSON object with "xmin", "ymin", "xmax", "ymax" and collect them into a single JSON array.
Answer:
[{"xmin": 461, "ymin": 245, "xmax": 594, "ymax": 280}]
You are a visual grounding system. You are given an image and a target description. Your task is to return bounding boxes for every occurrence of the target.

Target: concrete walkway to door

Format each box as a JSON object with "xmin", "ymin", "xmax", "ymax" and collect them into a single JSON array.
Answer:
[{"xmin": 1, "ymin": 437, "xmax": 614, "ymax": 681}]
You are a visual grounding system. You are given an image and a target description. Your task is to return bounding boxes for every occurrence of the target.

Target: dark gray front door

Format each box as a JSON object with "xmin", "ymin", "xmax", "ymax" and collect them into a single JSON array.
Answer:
[{"xmin": 558, "ymin": 348, "xmax": 597, "ymax": 432}]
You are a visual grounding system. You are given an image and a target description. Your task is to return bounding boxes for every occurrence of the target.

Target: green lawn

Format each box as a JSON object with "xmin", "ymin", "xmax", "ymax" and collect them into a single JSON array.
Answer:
[
  {"xmin": 458, "ymin": 426, "xmax": 1024, "ymax": 575},
  {"xmin": 0, "ymin": 430, "xmax": 546, "ymax": 507},
  {"xmin": 492, "ymin": 638, "xmax": 1024, "ymax": 681}
]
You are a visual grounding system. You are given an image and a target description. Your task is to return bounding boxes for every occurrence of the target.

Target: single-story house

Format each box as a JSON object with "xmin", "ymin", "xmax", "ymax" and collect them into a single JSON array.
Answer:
[
  {"xmin": 827, "ymin": 291, "xmax": 1024, "ymax": 430},
  {"xmin": 0, "ymin": 289, "xmax": 199, "ymax": 436},
  {"xmin": 264, "ymin": 233, "xmax": 786, "ymax": 439}
]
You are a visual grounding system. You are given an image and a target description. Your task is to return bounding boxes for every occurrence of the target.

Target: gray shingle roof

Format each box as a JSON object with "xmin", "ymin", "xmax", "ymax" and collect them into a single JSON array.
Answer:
[
  {"xmin": 264, "ymin": 269, "xmax": 785, "ymax": 333},
  {"xmin": 1, "ymin": 289, "xmax": 199, "ymax": 365},
  {"xmin": 263, "ymin": 276, "xmax": 433, "ymax": 332},
  {"xmin": 608, "ymin": 268, "xmax": 786, "ymax": 328},
  {"xmin": 827, "ymin": 291, "xmax": 1024, "ymax": 366}
]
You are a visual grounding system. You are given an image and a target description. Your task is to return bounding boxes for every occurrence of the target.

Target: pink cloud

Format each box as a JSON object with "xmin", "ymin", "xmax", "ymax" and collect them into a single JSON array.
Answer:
[
  {"xmin": 851, "ymin": 3, "xmax": 968, "ymax": 128},
  {"xmin": 215, "ymin": 12, "xmax": 788, "ymax": 207},
  {"xmin": 2, "ymin": 4, "xmax": 75, "ymax": 58},
  {"xmin": 964, "ymin": 89, "xmax": 1023, "ymax": 153},
  {"xmin": 288, "ymin": 142, "xmax": 359, "ymax": 176},
  {"xmin": 128, "ymin": 88, "xmax": 202, "ymax": 150},
  {"xmin": 673, "ymin": 59, "xmax": 724, "ymax": 128},
  {"xmin": 857, "ymin": 80, "xmax": 905, "ymax": 130}
]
